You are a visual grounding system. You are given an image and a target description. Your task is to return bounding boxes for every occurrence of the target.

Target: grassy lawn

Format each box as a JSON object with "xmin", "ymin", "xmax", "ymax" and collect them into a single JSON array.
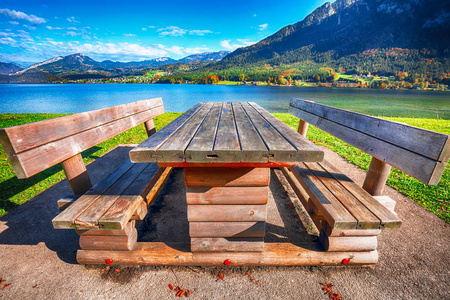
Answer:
[{"xmin": 1, "ymin": 112, "xmax": 449, "ymax": 224}]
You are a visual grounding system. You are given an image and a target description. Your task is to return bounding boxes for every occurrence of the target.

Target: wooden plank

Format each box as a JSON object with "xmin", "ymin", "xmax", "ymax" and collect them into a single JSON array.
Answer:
[
  {"xmin": 7, "ymin": 108, "xmax": 163, "ymax": 178},
  {"xmin": 129, "ymin": 102, "xmax": 205, "ymax": 163},
  {"xmin": 76, "ymin": 221, "xmax": 135, "ymax": 236},
  {"xmin": 319, "ymin": 160, "xmax": 402, "ymax": 229},
  {"xmin": 372, "ymin": 196, "xmax": 396, "ymax": 212},
  {"xmin": 157, "ymin": 102, "xmax": 215, "ymax": 162},
  {"xmin": 57, "ymin": 195, "xmax": 80, "ymax": 211},
  {"xmin": 289, "ymin": 101, "xmax": 448, "ymax": 184},
  {"xmin": 322, "ymin": 222, "xmax": 381, "ymax": 237},
  {"xmin": 185, "ymin": 102, "xmax": 222, "ymax": 162},
  {"xmin": 188, "ymin": 205, "xmax": 267, "ymax": 222},
  {"xmin": 280, "ymin": 167, "xmax": 310, "ymax": 208},
  {"xmin": 52, "ymin": 160, "xmax": 135, "ymax": 229},
  {"xmin": 291, "ymin": 164, "xmax": 357, "ymax": 230},
  {"xmin": 184, "ymin": 167, "xmax": 270, "ymax": 187},
  {"xmin": 77, "ymin": 242, "xmax": 379, "ymax": 265},
  {"xmin": 232, "ymin": 102, "xmax": 269, "ymax": 163},
  {"xmin": 0, "ymin": 97, "xmax": 163, "ymax": 154},
  {"xmin": 240, "ymin": 102, "xmax": 298, "ymax": 162},
  {"xmin": 186, "ymin": 186, "xmax": 268, "ymax": 205},
  {"xmin": 75, "ymin": 162, "xmax": 150, "ymax": 228},
  {"xmin": 191, "ymin": 238, "xmax": 264, "ymax": 252},
  {"xmin": 290, "ymin": 98, "xmax": 450, "ymax": 162},
  {"xmin": 99, "ymin": 163, "xmax": 161, "ymax": 229},
  {"xmin": 79, "ymin": 227, "xmax": 137, "ymax": 251},
  {"xmin": 158, "ymin": 162, "xmax": 296, "ymax": 168},
  {"xmin": 61, "ymin": 153, "xmax": 92, "ymax": 195},
  {"xmin": 210, "ymin": 102, "xmax": 241, "ymax": 162},
  {"xmin": 248, "ymin": 102, "xmax": 324, "ymax": 162},
  {"xmin": 362, "ymin": 157, "xmax": 392, "ymax": 196},
  {"xmin": 319, "ymin": 230, "xmax": 378, "ymax": 252},
  {"xmin": 189, "ymin": 222, "xmax": 266, "ymax": 237},
  {"xmin": 304, "ymin": 162, "xmax": 381, "ymax": 229},
  {"xmin": 132, "ymin": 200, "xmax": 148, "ymax": 221},
  {"xmin": 144, "ymin": 167, "xmax": 172, "ymax": 205}
]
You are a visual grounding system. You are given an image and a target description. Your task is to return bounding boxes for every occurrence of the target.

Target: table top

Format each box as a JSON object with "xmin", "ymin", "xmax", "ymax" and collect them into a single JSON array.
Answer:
[{"xmin": 130, "ymin": 102, "xmax": 324, "ymax": 165}]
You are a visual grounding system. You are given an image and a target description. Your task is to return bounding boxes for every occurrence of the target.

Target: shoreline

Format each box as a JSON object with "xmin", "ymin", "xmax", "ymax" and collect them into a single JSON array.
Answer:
[{"xmin": 3, "ymin": 81, "xmax": 447, "ymax": 92}]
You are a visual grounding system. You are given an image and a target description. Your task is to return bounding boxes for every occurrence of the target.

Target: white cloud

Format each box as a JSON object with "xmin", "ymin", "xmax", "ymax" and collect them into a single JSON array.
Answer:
[
  {"xmin": 0, "ymin": 8, "xmax": 46, "ymax": 24},
  {"xmin": 65, "ymin": 31, "xmax": 77, "ymax": 37},
  {"xmin": 123, "ymin": 33, "xmax": 136, "ymax": 37},
  {"xmin": 259, "ymin": 23, "xmax": 268, "ymax": 31},
  {"xmin": 189, "ymin": 29, "xmax": 213, "ymax": 36},
  {"xmin": 9, "ymin": 21, "xmax": 19, "ymax": 25},
  {"xmin": 220, "ymin": 39, "xmax": 256, "ymax": 50},
  {"xmin": 220, "ymin": 40, "xmax": 233, "ymax": 50},
  {"xmin": 67, "ymin": 16, "xmax": 80, "ymax": 23},
  {"xmin": 0, "ymin": 37, "xmax": 16, "ymax": 45},
  {"xmin": 67, "ymin": 27, "xmax": 78, "ymax": 31},
  {"xmin": 158, "ymin": 26, "xmax": 187, "ymax": 37},
  {"xmin": 46, "ymin": 26, "xmax": 64, "ymax": 30},
  {"xmin": 23, "ymin": 25, "xmax": 36, "ymax": 30},
  {"xmin": 142, "ymin": 25, "xmax": 155, "ymax": 31},
  {"xmin": 157, "ymin": 26, "xmax": 214, "ymax": 37}
]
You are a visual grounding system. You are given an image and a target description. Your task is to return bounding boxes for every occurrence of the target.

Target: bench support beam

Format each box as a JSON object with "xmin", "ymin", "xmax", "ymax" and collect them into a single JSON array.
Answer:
[
  {"xmin": 297, "ymin": 119, "xmax": 309, "ymax": 137},
  {"xmin": 61, "ymin": 153, "xmax": 92, "ymax": 195},
  {"xmin": 76, "ymin": 242, "xmax": 379, "ymax": 265},
  {"xmin": 363, "ymin": 157, "xmax": 392, "ymax": 196},
  {"xmin": 144, "ymin": 119, "xmax": 156, "ymax": 137}
]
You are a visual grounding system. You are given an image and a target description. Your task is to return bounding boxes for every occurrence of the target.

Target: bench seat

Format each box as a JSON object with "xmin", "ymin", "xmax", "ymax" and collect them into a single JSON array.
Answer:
[
  {"xmin": 283, "ymin": 159, "xmax": 402, "ymax": 252},
  {"xmin": 53, "ymin": 160, "xmax": 165, "ymax": 230}
]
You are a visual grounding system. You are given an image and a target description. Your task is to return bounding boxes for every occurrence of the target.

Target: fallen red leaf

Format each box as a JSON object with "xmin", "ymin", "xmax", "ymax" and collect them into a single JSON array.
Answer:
[{"xmin": 2, "ymin": 283, "xmax": 11, "ymax": 290}]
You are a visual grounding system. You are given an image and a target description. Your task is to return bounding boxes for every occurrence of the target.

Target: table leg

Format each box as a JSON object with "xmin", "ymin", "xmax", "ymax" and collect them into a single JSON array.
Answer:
[{"xmin": 184, "ymin": 167, "xmax": 270, "ymax": 252}]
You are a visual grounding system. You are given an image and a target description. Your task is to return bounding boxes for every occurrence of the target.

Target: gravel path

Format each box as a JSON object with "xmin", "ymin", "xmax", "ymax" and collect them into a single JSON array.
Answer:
[{"xmin": 0, "ymin": 145, "xmax": 449, "ymax": 299}]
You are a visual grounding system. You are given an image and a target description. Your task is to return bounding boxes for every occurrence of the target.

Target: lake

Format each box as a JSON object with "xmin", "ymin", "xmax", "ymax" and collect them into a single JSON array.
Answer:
[{"xmin": 1, "ymin": 84, "xmax": 449, "ymax": 119}]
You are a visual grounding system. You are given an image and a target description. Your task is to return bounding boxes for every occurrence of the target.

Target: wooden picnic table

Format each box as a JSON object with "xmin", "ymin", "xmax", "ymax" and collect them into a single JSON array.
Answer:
[{"xmin": 130, "ymin": 102, "xmax": 324, "ymax": 252}]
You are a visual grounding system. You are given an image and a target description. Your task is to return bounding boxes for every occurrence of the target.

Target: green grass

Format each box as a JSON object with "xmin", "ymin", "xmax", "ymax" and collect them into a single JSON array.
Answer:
[
  {"xmin": 1, "ymin": 112, "xmax": 449, "ymax": 224},
  {"xmin": 217, "ymin": 81, "xmax": 242, "ymax": 85}
]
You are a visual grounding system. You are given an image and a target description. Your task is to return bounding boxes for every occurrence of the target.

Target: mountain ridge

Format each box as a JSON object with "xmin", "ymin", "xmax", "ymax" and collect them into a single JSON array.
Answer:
[{"xmin": 214, "ymin": 0, "xmax": 450, "ymax": 69}]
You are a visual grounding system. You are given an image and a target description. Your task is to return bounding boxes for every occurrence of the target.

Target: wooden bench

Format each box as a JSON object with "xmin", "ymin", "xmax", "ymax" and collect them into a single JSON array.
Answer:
[
  {"xmin": 285, "ymin": 98, "xmax": 450, "ymax": 254},
  {"xmin": 0, "ymin": 98, "xmax": 171, "ymax": 255}
]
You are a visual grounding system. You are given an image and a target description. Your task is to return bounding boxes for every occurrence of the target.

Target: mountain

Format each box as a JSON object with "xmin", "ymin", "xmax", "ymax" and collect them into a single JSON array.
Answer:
[
  {"xmin": 98, "ymin": 57, "xmax": 177, "ymax": 70},
  {"xmin": 178, "ymin": 51, "xmax": 230, "ymax": 63},
  {"xmin": 0, "ymin": 62, "xmax": 24, "ymax": 75},
  {"xmin": 0, "ymin": 69, "xmax": 61, "ymax": 83},
  {"xmin": 215, "ymin": 0, "xmax": 450, "ymax": 68},
  {"xmin": 7, "ymin": 51, "xmax": 230, "ymax": 81}
]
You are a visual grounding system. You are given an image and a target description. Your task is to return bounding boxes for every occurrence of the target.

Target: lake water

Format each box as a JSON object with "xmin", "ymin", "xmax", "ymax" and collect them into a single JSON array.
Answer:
[{"xmin": 1, "ymin": 84, "xmax": 449, "ymax": 119}]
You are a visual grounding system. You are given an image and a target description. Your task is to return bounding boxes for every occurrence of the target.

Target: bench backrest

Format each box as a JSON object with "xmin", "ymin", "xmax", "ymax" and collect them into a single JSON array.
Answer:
[
  {"xmin": 0, "ymin": 97, "xmax": 164, "ymax": 194},
  {"xmin": 289, "ymin": 98, "xmax": 450, "ymax": 187}
]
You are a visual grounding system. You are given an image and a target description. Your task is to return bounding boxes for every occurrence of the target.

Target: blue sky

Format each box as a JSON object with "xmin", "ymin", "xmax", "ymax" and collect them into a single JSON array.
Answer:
[{"xmin": 0, "ymin": 0, "xmax": 330, "ymax": 66}]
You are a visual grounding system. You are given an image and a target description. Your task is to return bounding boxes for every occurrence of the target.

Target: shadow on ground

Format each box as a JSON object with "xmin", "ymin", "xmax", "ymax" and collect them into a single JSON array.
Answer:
[{"xmin": 0, "ymin": 146, "xmax": 133, "ymax": 264}]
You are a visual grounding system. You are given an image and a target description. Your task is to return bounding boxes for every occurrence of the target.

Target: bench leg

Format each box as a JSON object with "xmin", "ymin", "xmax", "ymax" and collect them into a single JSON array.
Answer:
[
  {"xmin": 363, "ymin": 157, "xmax": 392, "ymax": 196},
  {"xmin": 77, "ymin": 221, "xmax": 138, "ymax": 251},
  {"xmin": 319, "ymin": 222, "xmax": 380, "ymax": 253},
  {"xmin": 61, "ymin": 153, "xmax": 92, "ymax": 195}
]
